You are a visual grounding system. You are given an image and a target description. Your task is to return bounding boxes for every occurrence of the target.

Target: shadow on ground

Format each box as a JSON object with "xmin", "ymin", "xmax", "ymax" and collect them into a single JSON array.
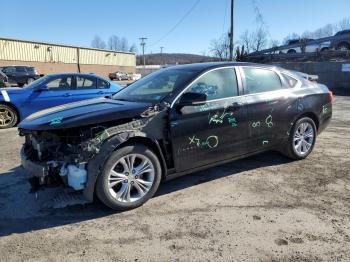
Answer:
[{"xmin": 0, "ymin": 151, "xmax": 290, "ymax": 237}]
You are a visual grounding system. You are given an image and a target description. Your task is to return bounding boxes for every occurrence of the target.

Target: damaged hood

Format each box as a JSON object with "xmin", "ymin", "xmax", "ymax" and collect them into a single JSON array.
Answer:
[{"xmin": 18, "ymin": 97, "xmax": 153, "ymax": 130}]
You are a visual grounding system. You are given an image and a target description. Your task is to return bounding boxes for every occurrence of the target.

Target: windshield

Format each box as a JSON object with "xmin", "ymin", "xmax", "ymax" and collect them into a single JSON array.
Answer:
[{"xmin": 112, "ymin": 68, "xmax": 197, "ymax": 103}]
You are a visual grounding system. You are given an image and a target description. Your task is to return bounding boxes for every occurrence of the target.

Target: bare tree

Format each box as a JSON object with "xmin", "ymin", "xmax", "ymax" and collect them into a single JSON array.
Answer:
[
  {"xmin": 129, "ymin": 44, "xmax": 138, "ymax": 53},
  {"xmin": 239, "ymin": 30, "xmax": 254, "ymax": 53},
  {"xmin": 251, "ymin": 27, "xmax": 268, "ymax": 52},
  {"xmin": 209, "ymin": 34, "xmax": 230, "ymax": 60},
  {"xmin": 107, "ymin": 35, "xmax": 120, "ymax": 51},
  {"xmin": 334, "ymin": 18, "xmax": 350, "ymax": 31},
  {"xmin": 283, "ymin": 33, "xmax": 300, "ymax": 44},
  {"xmin": 120, "ymin": 37, "xmax": 129, "ymax": 51},
  {"xmin": 91, "ymin": 35, "xmax": 106, "ymax": 49}
]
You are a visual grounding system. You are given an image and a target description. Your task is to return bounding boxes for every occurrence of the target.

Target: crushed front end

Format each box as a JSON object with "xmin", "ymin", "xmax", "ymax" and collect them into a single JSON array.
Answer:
[{"xmin": 20, "ymin": 127, "xmax": 95, "ymax": 190}]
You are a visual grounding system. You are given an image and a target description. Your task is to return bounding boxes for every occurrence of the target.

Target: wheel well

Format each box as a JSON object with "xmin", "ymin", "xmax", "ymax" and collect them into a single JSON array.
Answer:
[
  {"xmin": 117, "ymin": 136, "xmax": 168, "ymax": 178},
  {"xmin": 298, "ymin": 112, "xmax": 319, "ymax": 131},
  {"xmin": 337, "ymin": 42, "xmax": 350, "ymax": 49},
  {"xmin": 0, "ymin": 102, "xmax": 20, "ymax": 123}
]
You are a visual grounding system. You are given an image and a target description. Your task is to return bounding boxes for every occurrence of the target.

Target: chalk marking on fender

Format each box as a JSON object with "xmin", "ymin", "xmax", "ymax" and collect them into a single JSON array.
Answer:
[{"xmin": 1, "ymin": 90, "xmax": 10, "ymax": 102}]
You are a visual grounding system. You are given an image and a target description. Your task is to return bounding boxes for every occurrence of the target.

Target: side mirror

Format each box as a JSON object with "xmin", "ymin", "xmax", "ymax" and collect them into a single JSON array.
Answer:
[
  {"xmin": 177, "ymin": 92, "xmax": 207, "ymax": 108},
  {"xmin": 35, "ymin": 85, "xmax": 49, "ymax": 91}
]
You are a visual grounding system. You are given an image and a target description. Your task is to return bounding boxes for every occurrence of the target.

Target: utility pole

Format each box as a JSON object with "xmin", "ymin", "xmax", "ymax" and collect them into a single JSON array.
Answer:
[
  {"xmin": 229, "ymin": 0, "xmax": 234, "ymax": 61},
  {"xmin": 160, "ymin": 46, "xmax": 164, "ymax": 65},
  {"xmin": 139, "ymin": 37, "xmax": 147, "ymax": 69}
]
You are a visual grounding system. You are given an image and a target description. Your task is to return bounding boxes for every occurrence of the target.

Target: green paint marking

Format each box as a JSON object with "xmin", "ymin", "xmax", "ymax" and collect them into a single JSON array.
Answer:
[{"xmin": 49, "ymin": 117, "xmax": 63, "ymax": 126}]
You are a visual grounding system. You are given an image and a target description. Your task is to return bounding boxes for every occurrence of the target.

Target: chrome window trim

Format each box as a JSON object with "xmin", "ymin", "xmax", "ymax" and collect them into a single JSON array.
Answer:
[{"xmin": 170, "ymin": 66, "xmax": 240, "ymax": 108}]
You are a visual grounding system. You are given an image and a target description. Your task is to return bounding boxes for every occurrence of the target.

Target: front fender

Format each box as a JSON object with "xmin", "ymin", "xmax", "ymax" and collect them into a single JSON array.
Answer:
[{"xmin": 83, "ymin": 132, "xmax": 167, "ymax": 202}]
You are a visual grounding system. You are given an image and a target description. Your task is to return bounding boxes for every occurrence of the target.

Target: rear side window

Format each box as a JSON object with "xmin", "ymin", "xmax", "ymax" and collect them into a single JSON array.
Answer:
[
  {"xmin": 243, "ymin": 67, "xmax": 282, "ymax": 94},
  {"xmin": 282, "ymin": 73, "xmax": 298, "ymax": 87},
  {"xmin": 97, "ymin": 78, "xmax": 110, "ymax": 89},
  {"xmin": 185, "ymin": 68, "xmax": 238, "ymax": 101},
  {"xmin": 76, "ymin": 76, "xmax": 97, "ymax": 89}
]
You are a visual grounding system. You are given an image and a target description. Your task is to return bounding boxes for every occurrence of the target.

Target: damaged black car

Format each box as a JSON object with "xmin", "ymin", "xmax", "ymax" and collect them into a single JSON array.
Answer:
[{"xmin": 19, "ymin": 62, "xmax": 333, "ymax": 210}]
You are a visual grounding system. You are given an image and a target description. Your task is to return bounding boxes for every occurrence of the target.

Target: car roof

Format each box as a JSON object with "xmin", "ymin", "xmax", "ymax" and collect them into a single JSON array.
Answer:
[
  {"xmin": 1, "ymin": 65, "xmax": 34, "ymax": 68},
  {"xmin": 336, "ymin": 29, "xmax": 350, "ymax": 35},
  {"xmin": 45, "ymin": 73, "xmax": 103, "ymax": 78},
  {"xmin": 168, "ymin": 62, "xmax": 276, "ymax": 72}
]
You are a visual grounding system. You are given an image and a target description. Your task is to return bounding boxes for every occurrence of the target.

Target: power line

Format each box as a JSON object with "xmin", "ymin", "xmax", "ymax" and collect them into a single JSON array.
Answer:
[{"xmin": 149, "ymin": 0, "xmax": 201, "ymax": 47}]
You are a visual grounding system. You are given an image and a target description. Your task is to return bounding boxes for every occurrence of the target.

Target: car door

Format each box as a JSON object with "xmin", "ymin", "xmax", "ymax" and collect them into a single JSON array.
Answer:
[
  {"xmin": 71, "ymin": 75, "xmax": 111, "ymax": 100},
  {"xmin": 24, "ymin": 75, "xmax": 76, "ymax": 115},
  {"xmin": 239, "ymin": 66, "xmax": 298, "ymax": 152},
  {"xmin": 169, "ymin": 67, "xmax": 248, "ymax": 172}
]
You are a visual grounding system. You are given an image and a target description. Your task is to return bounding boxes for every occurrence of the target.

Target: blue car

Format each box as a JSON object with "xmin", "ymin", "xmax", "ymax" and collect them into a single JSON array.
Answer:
[{"xmin": 0, "ymin": 73, "xmax": 122, "ymax": 128}]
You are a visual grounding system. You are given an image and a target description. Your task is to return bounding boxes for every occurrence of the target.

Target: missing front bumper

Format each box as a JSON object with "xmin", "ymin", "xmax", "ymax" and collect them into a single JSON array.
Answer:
[{"xmin": 20, "ymin": 148, "xmax": 48, "ymax": 180}]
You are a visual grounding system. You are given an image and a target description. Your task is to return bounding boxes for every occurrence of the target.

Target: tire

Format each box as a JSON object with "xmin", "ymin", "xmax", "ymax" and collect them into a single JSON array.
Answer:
[
  {"xmin": 287, "ymin": 49, "xmax": 297, "ymax": 54},
  {"xmin": 0, "ymin": 104, "xmax": 18, "ymax": 129},
  {"xmin": 320, "ymin": 47, "xmax": 329, "ymax": 52},
  {"xmin": 282, "ymin": 117, "xmax": 317, "ymax": 160},
  {"xmin": 337, "ymin": 43, "xmax": 350, "ymax": 51},
  {"xmin": 96, "ymin": 144, "xmax": 162, "ymax": 210}
]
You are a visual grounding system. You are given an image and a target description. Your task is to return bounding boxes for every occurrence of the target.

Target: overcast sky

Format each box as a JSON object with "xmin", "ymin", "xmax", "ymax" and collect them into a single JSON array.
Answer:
[{"xmin": 1, "ymin": 0, "xmax": 350, "ymax": 54}]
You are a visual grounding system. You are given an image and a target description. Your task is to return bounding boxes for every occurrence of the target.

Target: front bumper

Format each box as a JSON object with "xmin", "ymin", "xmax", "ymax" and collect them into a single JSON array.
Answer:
[{"xmin": 20, "ymin": 148, "xmax": 48, "ymax": 178}]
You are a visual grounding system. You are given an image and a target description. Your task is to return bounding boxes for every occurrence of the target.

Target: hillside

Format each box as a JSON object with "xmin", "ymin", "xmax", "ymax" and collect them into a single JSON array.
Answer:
[{"xmin": 136, "ymin": 53, "xmax": 219, "ymax": 65}]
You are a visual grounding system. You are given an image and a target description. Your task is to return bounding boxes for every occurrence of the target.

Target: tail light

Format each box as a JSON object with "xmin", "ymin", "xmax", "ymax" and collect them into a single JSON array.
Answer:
[{"xmin": 328, "ymin": 91, "xmax": 334, "ymax": 103}]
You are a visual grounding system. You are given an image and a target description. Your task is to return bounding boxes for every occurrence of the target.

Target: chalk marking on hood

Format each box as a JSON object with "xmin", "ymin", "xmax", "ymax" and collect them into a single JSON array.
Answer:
[{"xmin": 1, "ymin": 90, "xmax": 10, "ymax": 102}]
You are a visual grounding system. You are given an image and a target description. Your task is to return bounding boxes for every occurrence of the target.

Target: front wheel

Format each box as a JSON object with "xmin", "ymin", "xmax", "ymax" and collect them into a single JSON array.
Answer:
[
  {"xmin": 282, "ymin": 117, "xmax": 317, "ymax": 160},
  {"xmin": 0, "ymin": 104, "xmax": 18, "ymax": 129},
  {"xmin": 96, "ymin": 144, "xmax": 162, "ymax": 210}
]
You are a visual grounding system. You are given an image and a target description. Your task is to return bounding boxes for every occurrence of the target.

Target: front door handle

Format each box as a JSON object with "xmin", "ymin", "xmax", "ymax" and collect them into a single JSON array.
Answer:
[
  {"xmin": 229, "ymin": 102, "xmax": 242, "ymax": 111},
  {"xmin": 63, "ymin": 93, "xmax": 72, "ymax": 97},
  {"xmin": 97, "ymin": 91, "xmax": 105, "ymax": 95}
]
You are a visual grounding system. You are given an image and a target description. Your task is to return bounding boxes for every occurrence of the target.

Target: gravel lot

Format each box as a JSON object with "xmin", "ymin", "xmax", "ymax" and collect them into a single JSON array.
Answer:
[{"xmin": 0, "ymin": 96, "xmax": 349, "ymax": 262}]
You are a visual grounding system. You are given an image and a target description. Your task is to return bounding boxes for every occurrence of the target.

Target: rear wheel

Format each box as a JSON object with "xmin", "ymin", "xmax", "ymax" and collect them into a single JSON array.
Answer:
[
  {"xmin": 282, "ymin": 117, "xmax": 317, "ymax": 160},
  {"xmin": 96, "ymin": 144, "xmax": 162, "ymax": 210},
  {"xmin": 0, "ymin": 104, "xmax": 18, "ymax": 129},
  {"xmin": 287, "ymin": 49, "xmax": 297, "ymax": 54}
]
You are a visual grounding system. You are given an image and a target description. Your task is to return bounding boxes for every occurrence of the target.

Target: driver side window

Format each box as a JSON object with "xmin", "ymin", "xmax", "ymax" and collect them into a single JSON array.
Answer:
[
  {"xmin": 46, "ymin": 76, "xmax": 73, "ymax": 90},
  {"xmin": 184, "ymin": 68, "xmax": 238, "ymax": 101}
]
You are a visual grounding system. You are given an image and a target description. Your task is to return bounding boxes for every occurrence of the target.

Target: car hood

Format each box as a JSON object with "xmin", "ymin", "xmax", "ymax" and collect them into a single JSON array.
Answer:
[{"xmin": 18, "ymin": 97, "xmax": 152, "ymax": 131}]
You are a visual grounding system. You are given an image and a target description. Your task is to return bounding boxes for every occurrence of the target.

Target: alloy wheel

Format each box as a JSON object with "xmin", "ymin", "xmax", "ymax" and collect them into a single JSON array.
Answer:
[
  {"xmin": 107, "ymin": 154, "xmax": 155, "ymax": 203},
  {"xmin": 293, "ymin": 122, "xmax": 314, "ymax": 155},
  {"xmin": 0, "ymin": 106, "xmax": 15, "ymax": 128}
]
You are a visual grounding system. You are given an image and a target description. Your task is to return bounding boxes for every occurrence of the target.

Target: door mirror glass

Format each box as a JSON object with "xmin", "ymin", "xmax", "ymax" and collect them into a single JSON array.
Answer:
[{"xmin": 178, "ymin": 92, "xmax": 207, "ymax": 107}]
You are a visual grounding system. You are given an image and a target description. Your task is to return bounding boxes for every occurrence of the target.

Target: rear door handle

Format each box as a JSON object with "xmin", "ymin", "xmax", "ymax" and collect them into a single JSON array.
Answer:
[
  {"xmin": 63, "ymin": 93, "xmax": 72, "ymax": 97},
  {"xmin": 97, "ymin": 91, "xmax": 105, "ymax": 95}
]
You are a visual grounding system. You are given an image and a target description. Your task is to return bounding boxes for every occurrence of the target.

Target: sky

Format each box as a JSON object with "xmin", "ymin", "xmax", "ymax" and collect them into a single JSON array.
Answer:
[{"xmin": 1, "ymin": 0, "xmax": 350, "ymax": 55}]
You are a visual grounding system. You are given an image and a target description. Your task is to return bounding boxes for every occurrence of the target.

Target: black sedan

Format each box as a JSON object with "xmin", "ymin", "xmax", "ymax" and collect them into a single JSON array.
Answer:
[{"xmin": 19, "ymin": 62, "xmax": 333, "ymax": 210}]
